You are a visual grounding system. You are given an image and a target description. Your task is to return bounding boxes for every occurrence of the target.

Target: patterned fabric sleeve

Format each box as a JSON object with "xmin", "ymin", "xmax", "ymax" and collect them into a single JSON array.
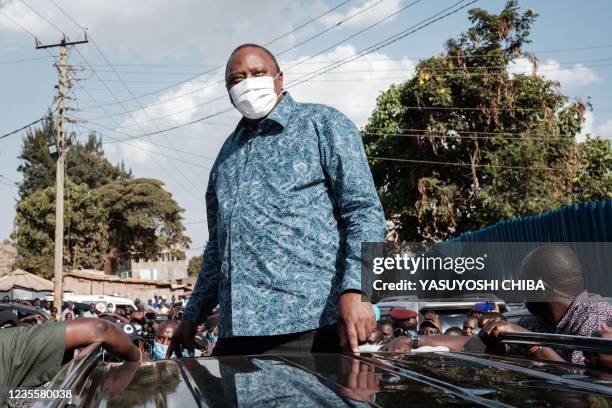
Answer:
[
  {"xmin": 316, "ymin": 107, "xmax": 387, "ymax": 297},
  {"xmin": 183, "ymin": 171, "xmax": 221, "ymax": 324}
]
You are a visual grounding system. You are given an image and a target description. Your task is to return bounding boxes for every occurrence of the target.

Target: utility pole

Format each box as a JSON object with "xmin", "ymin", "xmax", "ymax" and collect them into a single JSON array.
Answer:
[{"xmin": 36, "ymin": 35, "xmax": 88, "ymax": 318}]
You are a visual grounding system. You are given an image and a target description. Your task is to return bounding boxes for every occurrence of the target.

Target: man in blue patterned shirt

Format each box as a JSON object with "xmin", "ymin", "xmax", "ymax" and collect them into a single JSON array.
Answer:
[{"xmin": 169, "ymin": 44, "xmax": 387, "ymax": 356}]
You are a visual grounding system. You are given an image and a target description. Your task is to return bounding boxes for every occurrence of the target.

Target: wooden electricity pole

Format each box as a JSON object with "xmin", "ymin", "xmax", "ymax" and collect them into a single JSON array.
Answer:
[{"xmin": 36, "ymin": 35, "xmax": 88, "ymax": 318}]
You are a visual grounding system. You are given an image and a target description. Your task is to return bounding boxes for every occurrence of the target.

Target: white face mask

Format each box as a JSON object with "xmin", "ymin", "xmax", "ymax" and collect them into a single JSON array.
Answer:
[{"xmin": 229, "ymin": 73, "xmax": 280, "ymax": 120}]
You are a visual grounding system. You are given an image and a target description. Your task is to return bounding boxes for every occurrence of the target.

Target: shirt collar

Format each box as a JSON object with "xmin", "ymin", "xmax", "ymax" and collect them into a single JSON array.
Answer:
[
  {"xmin": 265, "ymin": 91, "xmax": 295, "ymax": 129},
  {"xmin": 236, "ymin": 91, "xmax": 295, "ymax": 133}
]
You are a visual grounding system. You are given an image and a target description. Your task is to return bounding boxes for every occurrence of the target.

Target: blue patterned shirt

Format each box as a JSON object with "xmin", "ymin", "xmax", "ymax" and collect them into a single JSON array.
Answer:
[{"xmin": 184, "ymin": 93, "xmax": 386, "ymax": 337}]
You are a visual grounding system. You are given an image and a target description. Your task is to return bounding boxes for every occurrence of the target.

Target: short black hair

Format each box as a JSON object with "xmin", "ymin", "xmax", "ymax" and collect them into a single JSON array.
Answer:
[{"xmin": 225, "ymin": 43, "xmax": 280, "ymax": 77}]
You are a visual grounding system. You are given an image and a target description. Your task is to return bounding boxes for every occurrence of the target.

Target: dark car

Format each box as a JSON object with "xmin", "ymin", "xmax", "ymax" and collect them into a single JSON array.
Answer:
[
  {"xmin": 0, "ymin": 302, "xmax": 51, "ymax": 322},
  {"xmin": 34, "ymin": 335, "xmax": 612, "ymax": 407}
]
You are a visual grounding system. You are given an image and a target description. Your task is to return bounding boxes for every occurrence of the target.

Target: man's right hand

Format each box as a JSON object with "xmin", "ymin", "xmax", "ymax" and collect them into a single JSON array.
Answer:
[
  {"xmin": 479, "ymin": 320, "xmax": 528, "ymax": 349},
  {"xmin": 167, "ymin": 319, "xmax": 197, "ymax": 359}
]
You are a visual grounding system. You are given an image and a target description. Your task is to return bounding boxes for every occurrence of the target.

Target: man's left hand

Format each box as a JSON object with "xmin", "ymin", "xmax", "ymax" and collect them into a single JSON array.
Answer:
[{"xmin": 338, "ymin": 292, "xmax": 376, "ymax": 354}]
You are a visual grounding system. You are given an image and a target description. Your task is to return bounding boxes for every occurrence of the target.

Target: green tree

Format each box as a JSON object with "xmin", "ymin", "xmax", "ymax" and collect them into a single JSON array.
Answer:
[
  {"xmin": 187, "ymin": 255, "xmax": 202, "ymax": 277},
  {"xmin": 96, "ymin": 178, "xmax": 190, "ymax": 272},
  {"xmin": 363, "ymin": 1, "xmax": 611, "ymax": 242},
  {"xmin": 16, "ymin": 124, "xmax": 190, "ymax": 276},
  {"xmin": 14, "ymin": 181, "xmax": 109, "ymax": 278},
  {"xmin": 18, "ymin": 120, "xmax": 130, "ymax": 199}
]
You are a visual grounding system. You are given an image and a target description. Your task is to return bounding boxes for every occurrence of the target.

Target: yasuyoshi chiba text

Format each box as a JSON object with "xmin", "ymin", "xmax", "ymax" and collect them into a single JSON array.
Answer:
[{"xmin": 372, "ymin": 279, "xmax": 545, "ymax": 292}]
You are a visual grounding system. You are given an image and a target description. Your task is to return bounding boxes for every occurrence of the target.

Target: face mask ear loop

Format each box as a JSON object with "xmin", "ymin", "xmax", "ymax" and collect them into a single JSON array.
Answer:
[{"xmin": 273, "ymin": 71, "xmax": 283, "ymax": 95}]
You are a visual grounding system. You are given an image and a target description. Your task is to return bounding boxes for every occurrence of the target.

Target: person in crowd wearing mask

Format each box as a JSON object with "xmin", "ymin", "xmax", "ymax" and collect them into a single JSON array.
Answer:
[
  {"xmin": 153, "ymin": 320, "xmax": 202, "ymax": 360},
  {"xmin": 463, "ymin": 313, "xmax": 479, "ymax": 336},
  {"xmin": 42, "ymin": 300, "xmax": 51, "ymax": 313},
  {"xmin": 106, "ymin": 302, "xmax": 116, "ymax": 314},
  {"xmin": 170, "ymin": 43, "xmax": 386, "ymax": 357},
  {"xmin": 50, "ymin": 307, "xmax": 58, "ymax": 320},
  {"xmin": 82, "ymin": 303, "xmax": 98, "ymax": 318},
  {"xmin": 205, "ymin": 315, "xmax": 219, "ymax": 355}
]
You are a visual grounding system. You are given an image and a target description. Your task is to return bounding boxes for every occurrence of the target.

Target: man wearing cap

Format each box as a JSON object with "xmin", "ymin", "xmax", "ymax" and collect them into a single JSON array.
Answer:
[
  {"xmin": 388, "ymin": 308, "xmax": 418, "ymax": 334},
  {"xmin": 419, "ymin": 311, "xmax": 441, "ymax": 335}
]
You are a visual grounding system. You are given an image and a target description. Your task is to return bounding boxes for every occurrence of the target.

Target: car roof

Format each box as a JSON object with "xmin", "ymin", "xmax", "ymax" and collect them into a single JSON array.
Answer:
[
  {"xmin": 0, "ymin": 303, "xmax": 51, "ymax": 319},
  {"xmin": 42, "ymin": 351, "xmax": 612, "ymax": 407}
]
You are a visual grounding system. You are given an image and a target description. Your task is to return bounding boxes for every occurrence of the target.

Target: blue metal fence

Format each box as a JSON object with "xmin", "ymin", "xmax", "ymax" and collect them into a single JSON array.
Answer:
[
  {"xmin": 452, "ymin": 199, "xmax": 612, "ymax": 243},
  {"xmin": 444, "ymin": 200, "xmax": 612, "ymax": 297}
]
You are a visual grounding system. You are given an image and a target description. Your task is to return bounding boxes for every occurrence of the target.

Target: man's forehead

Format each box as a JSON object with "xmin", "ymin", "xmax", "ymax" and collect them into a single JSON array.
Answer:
[{"xmin": 227, "ymin": 47, "xmax": 275, "ymax": 71}]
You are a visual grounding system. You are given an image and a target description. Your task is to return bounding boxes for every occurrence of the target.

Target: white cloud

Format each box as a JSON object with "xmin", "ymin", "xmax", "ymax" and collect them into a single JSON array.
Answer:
[
  {"xmin": 109, "ymin": 44, "xmax": 414, "ymax": 165},
  {"xmin": 320, "ymin": 0, "xmax": 403, "ymax": 29},
  {"xmin": 283, "ymin": 45, "xmax": 415, "ymax": 126},
  {"xmin": 0, "ymin": 0, "xmax": 323, "ymax": 59},
  {"xmin": 595, "ymin": 119, "xmax": 612, "ymax": 139},
  {"xmin": 508, "ymin": 57, "xmax": 602, "ymax": 89},
  {"xmin": 120, "ymin": 139, "xmax": 158, "ymax": 164}
]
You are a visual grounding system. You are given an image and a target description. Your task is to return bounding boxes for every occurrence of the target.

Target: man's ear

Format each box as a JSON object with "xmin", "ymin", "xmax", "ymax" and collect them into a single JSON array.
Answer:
[{"xmin": 277, "ymin": 71, "xmax": 284, "ymax": 91}]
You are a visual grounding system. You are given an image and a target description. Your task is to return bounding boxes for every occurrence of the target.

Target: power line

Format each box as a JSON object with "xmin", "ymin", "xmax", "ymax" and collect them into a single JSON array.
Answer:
[
  {"xmin": 0, "ymin": 8, "xmax": 38, "ymax": 39},
  {"xmin": 37, "ymin": 0, "xmax": 208, "ymax": 193},
  {"xmin": 87, "ymin": 34, "xmax": 207, "ymax": 190},
  {"xmin": 79, "ymin": 124, "xmax": 212, "ymax": 170},
  {"xmin": 76, "ymin": 1, "xmax": 474, "ymax": 139},
  {"xmin": 92, "ymin": 0, "xmax": 476, "ymax": 140},
  {"xmin": 76, "ymin": 60, "xmax": 612, "ymax": 130},
  {"xmin": 264, "ymin": 0, "xmax": 354, "ymax": 47},
  {"xmin": 83, "ymin": 55, "xmax": 612, "ymax": 76},
  {"xmin": 0, "ymin": 55, "xmax": 56, "ymax": 65},
  {"xmin": 364, "ymin": 127, "xmax": 597, "ymax": 137},
  {"xmin": 286, "ymin": 0, "xmax": 480, "ymax": 89},
  {"xmin": 0, "ymin": 174, "xmax": 18, "ymax": 184},
  {"xmin": 77, "ymin": 0, "xmax": 366, "ymax": 111},
  {"xmin": 282, "ymin": 0, "xmax": 423, "ymax": 74},
  {"xmin": 366, "ymin": 156, "xmax": 564, "ymax": 171},
  {"xmin": 18, "ymin": 0, "xmax": 65, "ymax": 35},
  {"xmin": 0, "ymin": 117, "xmax": 46, "ymax": 140},
  {"xmin": 72, "ymin": 44, "xmax": 612, "ymax": 68},
  {"xmin": 86, "ymin": 120, "xmax": 219, "ymax": 161},
  {"xmin": 275, "ymin": 0, "xmax": 389, "ymax": 57}
]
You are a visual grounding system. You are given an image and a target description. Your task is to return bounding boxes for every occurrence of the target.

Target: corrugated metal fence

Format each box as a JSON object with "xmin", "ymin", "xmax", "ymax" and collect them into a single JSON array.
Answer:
[{"xmin": 439, "ymin": 200, "xmax": 612, "ymax": 298}]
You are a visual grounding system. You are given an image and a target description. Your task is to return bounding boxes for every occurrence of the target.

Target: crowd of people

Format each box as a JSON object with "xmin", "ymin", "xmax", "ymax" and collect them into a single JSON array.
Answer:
[
  {"xmin": 0, "ymin": 293, "xmax": 219, "ymax": 360},
  {"xmin": 1, "ymin": 244, "xmax": 611, "ymax": 393}
]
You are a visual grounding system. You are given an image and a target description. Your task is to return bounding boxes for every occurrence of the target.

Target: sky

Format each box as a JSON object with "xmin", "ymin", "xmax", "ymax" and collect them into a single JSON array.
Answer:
[{"xmin": 0, "ymin": 0, "xmax": 611, "ymax": 259}]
